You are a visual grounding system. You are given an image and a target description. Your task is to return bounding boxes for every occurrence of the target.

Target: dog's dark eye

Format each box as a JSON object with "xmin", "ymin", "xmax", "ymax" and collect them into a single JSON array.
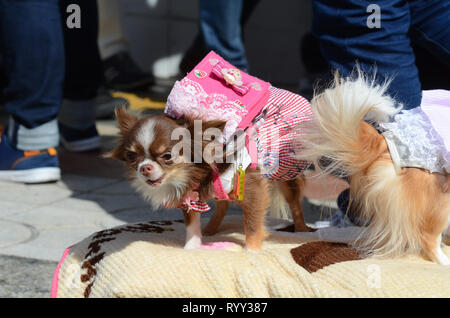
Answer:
[
  {"xmin": 126, "ymin": 151, "xmax": 137, "ymax": 162},
  {"xmin": 161, "ymin": 152, "xmax": 172, "ymax": 162}
]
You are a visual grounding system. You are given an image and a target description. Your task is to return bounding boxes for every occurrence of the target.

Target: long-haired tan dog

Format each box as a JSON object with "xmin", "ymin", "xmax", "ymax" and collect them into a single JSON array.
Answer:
[{"xmin": 297, "ymin": 72, "xmax": 450, "ymax": 265}]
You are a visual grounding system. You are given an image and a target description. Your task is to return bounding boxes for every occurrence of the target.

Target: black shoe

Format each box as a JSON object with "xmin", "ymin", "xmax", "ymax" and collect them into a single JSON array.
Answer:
[
  {"xmin": 103, "ymin": 52, "xmax": 154, "ymax": 91},
  {"xmin": 95, "ymin": 87, "xmax": 130, "ymax": 119}
]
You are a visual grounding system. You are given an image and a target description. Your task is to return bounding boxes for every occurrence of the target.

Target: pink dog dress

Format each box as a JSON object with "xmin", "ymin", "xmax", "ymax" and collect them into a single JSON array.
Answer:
[{"xmin": 164, "ymin": 51, "xmax": 312, "ymax": 211}]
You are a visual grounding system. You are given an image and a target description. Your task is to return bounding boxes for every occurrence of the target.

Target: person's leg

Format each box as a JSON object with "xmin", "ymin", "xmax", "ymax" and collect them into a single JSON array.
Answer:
[
  {"xmin": 0, "ymin": 0, "xmax": 64, "ymax": 148},
  {"xmin": 60, "ymin": 0, "xmax": 102, "ymax": 104},
  {"xmin": 58, "ymin": 0, "xmax": 103, "ymax": 152},
  {"xmin": 199, "ymin": 0, "xmax": 249, "ymax": 71},
  {"xmin": 97, "ymin": 0, "xmax": 127, "ymax": 60},
  {"xmin": 97, "ymin": 0, "xmax": 153, "ymax": 90},
  {"xmin": 181, "ymin": 0, "xmax": 259, "ymax": 74},
  {"xmin": 0, "ymin": 0, "xmax": 63, "ymax": 183},
  {"xmin": 409, "ymin": 0, "xmax": 450, "ymax": 70},
  {"xmin": 312, "ymin": 0, "xmax": 421, "ymax": 110}
]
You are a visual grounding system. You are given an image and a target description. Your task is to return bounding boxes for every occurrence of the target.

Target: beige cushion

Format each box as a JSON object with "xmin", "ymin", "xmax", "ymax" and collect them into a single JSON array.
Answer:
[{"xmin": 52, "ymin": 215, "xmax": 450, "ymax": 298}]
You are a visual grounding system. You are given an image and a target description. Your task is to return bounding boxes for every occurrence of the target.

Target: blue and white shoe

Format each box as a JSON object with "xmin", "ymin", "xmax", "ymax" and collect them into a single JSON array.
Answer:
[
  {"xmin": 0, "ymin": 128, "xmax": 61, "ymax": 183},
  {"xmin": 59, "ymin": 123, "xmax": 101, "ymax": 152}
]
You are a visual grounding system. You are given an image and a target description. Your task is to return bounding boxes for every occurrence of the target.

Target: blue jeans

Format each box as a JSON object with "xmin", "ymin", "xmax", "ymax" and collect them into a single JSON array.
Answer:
[
  {"xmin": 0, "ymin": 0, "xmax": 65, "ymax": 129},
  {"xmin": 312, "ymin": 0, "xmax": 450, "ymax": 110},
  {"xmin": 199, "ymin": 0, "xmax": 249, "ymax": 71}
]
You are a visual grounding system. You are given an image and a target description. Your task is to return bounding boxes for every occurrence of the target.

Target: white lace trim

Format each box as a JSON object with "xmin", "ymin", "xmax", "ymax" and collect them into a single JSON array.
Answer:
[
  {"xmin": 165, "ymin": 78, "xmax": 249, "ymax": 142},
  {"xmin": 380, "ymin": 107, "xmax": 449, "ymax": 174}
]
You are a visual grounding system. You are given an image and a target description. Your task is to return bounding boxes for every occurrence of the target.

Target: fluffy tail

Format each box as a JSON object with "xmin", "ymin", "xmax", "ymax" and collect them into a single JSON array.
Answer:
[{"xmin": 297, "ymin": 71, "xmax": 402, "ymax": 177}]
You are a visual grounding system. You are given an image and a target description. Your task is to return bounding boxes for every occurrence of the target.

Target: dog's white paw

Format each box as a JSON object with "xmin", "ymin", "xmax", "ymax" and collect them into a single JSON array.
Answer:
[
  {"xmin": 437, "ymin": 254, "xmax": 450, "ymax": 266},
  {"xmin": 436, "ymin": 244, "xmax": 450, "ymax": 266},
  {"xmin": 184, "ymin": 235, "xmax": 202, "ymax": 250}
]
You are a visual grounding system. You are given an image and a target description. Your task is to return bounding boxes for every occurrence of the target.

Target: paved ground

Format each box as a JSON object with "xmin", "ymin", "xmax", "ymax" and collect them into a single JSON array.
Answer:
[{"xmin": 0, "ymin": 114, "xmax": 348, "ymax": 298}]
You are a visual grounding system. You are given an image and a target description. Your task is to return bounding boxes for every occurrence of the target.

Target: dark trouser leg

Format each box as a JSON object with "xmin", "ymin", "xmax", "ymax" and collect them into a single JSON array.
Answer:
[
  {"xmin": 408, "ymin": 0, "xmax": 450, "ymax": 70},
  {"xmin": 199, "ymin": 0, "xmax": 249, "ymax": 71},
  {"xmin": 59, "ymin": 0, "xmax": 102, "ymax": 101},
  {"xmin": 312, "ymin": 0, "xmax": 421, "ymax": 110},
  {"xmin": 0, "ymin": 0, "xmax": 64, "ymax": 149},
  {"xmin": 58, "ymin": 0, "xmax": 103, "ymax": 150}
]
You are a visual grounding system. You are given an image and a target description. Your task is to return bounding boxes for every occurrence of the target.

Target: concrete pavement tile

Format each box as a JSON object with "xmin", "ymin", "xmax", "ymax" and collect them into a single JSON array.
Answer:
[
  {"xmin": 0, "ymin": 227, "xmax": 101, "ymax": 262},
  {"xmin": 97, "ymin": 203, "xmax": 244, "ymax": 229},
  {"xmin": 97, "ymin": 206, "xmax": 182, "ymax": 228},
  {"xmin": 59, "ymin": 151, "xmax": 126, "ymax": 179},
  {"xmin": 45, "ymin": 195, "xmax": 116, "ymax": 214},
  {"xmin": 57, "ymin": 173, "xmax": 120, "ymax": 193},
  {"xmin": 115, "ymin": 206, "xmax": 184, "ymax": 224},
  {"xmin": 0, "ymin": 255, "xmax": 57, "ymax": 298},
  {"xmin": 48, "ymin": 192, "xmax": 148, "ymax": 214},
  {"xmin": 4, "ymin": 205, "xmax": 117, "ymax": 231},
  {"xmin": 0, "ymin": 181, "xmax": 72, "ymax": 206},
  {"xmin": 0, "ymin": 219, "xmax": 36, "ymax": 249},
  {"xmin": 97, "ymin": 119, "xmax": 120, "ymax": 136},
  {"xmin": 93, "ymin": 179, "xmax": 137, "ymax": 195},
  {"xmin": 0, "ymin": 201, "xmax": 34, "ymax": 218}
]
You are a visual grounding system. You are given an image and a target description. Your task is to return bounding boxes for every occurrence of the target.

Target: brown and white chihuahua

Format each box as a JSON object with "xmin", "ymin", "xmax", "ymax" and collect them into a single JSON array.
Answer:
[{"xmin": 108, "ymin": 107, "xmax": 311, "ymax": 251}]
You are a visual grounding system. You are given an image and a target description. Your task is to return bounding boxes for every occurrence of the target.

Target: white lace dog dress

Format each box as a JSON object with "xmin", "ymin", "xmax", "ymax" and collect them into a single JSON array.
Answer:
[{"xmin": 380, "ymin": 90, "xmax": 449, "ymax": 175}]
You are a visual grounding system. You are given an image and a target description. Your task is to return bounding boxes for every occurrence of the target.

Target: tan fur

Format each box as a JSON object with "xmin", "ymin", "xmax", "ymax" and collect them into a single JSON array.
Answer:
[
  {"xmin": 238, "ymin": 170, "xmax": 270, "ymax": 251},
  {"xmin": 297, "ymin": 74, "xmax": 450, "ymax": 264},
  {"xmin": 277, "ymin": 176, "xmax": 314, "ymax": 232},
  {"xmin": 182, "ymin": 208, "xmax": 197, "ymax": 227},
  {"xmin": 350, "ymin": 124, "xmax": 450, "ymax": 261}
]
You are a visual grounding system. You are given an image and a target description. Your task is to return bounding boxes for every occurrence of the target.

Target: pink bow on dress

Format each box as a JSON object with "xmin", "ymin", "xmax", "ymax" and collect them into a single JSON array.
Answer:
[{"xmin": 211, "ymin": 61, "xmax": 250, "ymax": 96}]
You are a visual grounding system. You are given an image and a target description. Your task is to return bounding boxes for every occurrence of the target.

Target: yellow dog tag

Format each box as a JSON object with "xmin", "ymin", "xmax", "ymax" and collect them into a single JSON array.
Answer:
[{"xmin": 233, "ymin": 165, "xmax": 245, "ymax": 200}]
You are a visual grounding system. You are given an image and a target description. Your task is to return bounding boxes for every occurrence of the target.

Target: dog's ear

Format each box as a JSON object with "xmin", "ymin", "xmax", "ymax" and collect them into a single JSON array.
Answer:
[
  {"xmin": 102, "ymin": 144, "xmax": 126, "ymax": 161},
  {"xmin": 176, "ymin": 116, "xmax": 226, "ymax": 132},
  {"xmin": 115, "ymin": 106, "xmax": 138, "ymax": 135}
]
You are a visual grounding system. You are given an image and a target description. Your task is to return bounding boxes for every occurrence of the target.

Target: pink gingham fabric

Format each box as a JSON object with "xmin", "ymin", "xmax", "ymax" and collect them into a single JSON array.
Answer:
[{"xmin": 254, "ymin": 87, "xmax": 312, "ymax": 180}]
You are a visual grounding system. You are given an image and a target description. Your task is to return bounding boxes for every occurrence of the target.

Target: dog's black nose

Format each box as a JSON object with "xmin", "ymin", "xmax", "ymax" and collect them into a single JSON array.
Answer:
[{"xmin": 140, "ymin": 164, "xmax": 153, "ymax": 178}]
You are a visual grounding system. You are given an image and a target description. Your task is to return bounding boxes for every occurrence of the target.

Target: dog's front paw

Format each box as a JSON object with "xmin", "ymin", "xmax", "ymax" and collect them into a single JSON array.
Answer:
[{"xmin": 184, "ymin": 235, "xmax": 202, "ymax": 250}]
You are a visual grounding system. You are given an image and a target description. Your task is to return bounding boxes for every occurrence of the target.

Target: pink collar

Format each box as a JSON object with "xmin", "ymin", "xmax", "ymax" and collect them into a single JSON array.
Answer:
[
  {"xmin": 179, "ymin": 189, "xmax": 211, "ymax": 213},
  {"xmin": 178, "ymin": 170, "xmax": 230, "ymax": 213}
]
